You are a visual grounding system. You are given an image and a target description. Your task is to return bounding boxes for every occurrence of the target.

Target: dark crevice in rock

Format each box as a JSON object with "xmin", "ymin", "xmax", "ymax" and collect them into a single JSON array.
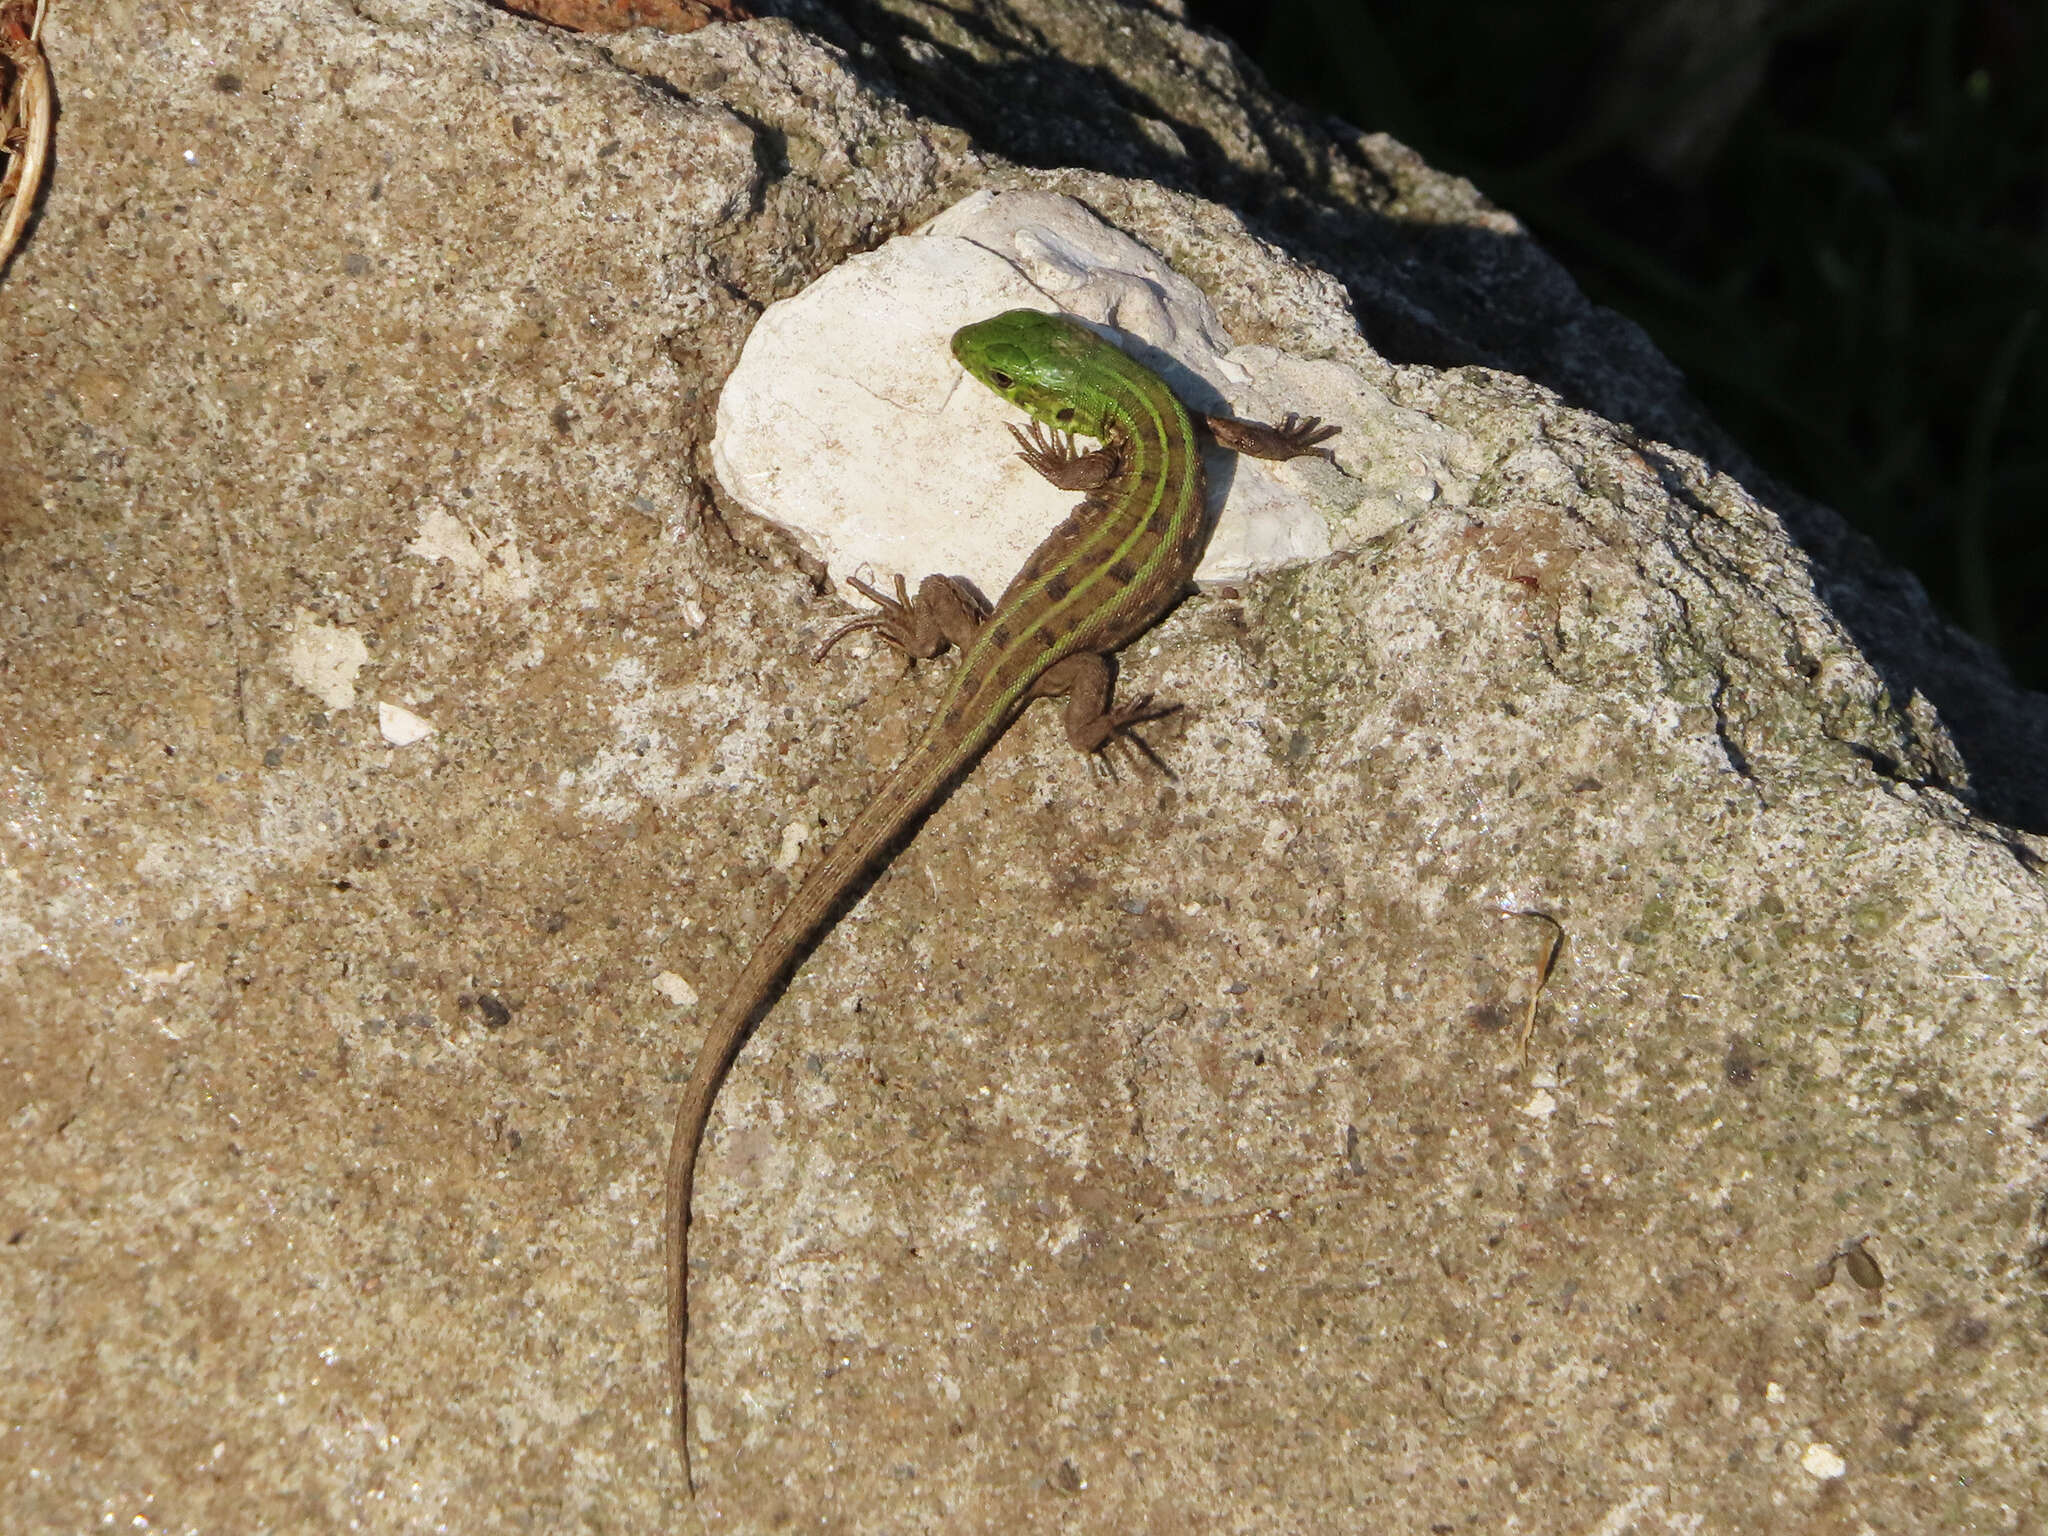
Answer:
[{"xmin": 743, "ymin": 0, "xmax": 2048, "ymax": 832}]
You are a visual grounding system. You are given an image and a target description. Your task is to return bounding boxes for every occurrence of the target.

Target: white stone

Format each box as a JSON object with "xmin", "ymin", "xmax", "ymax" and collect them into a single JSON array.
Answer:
[
  {"xmin": 775, "ymin": 819, "xmax": 811, "ymax": 872},
  {"xmin": 377, "ymin": 702, "xmax": 436, "ymax": 746},
  {"xmin": 279, "ymin": 608, "xmax": 369, "ymax": 711},
  {"xmin": 1800, "ymin": 1442, "xmax": 1847, "ymax": 1480},
  {"xmin": 407, "ymin": 507, "xmax": 486, "ymax": 572},
  {"xmin": 653, "ymin": 971, "xmax": 698, "ymax": 1008},
  {"xmin": 711, "ymin": 189, "xmax": 1465, "ymax": 605},
  {"xmin": 406, "ymin": 505, "xmax": 535, "ymax": 605}
]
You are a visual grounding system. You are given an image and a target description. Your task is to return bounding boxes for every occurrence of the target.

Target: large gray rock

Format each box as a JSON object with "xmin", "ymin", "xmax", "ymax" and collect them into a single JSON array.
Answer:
[{"xmin": 2, "ymin": 1, "xmax": 2042, "ymax": 1531}]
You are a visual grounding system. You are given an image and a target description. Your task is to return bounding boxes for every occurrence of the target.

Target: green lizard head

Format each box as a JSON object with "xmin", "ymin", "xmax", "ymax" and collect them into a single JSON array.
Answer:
[{"xmin": 951, "ymin": 309, "xmax": 1121, "ymax": 439}]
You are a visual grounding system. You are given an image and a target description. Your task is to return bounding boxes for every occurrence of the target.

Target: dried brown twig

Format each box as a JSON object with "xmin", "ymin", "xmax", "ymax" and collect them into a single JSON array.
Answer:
[
  {"xmin": 0, "ymin": 0, "xmax": 52, "ymax": 276},
  {"xmin": 1503, "ymin": 909, "xmax": 1565, "ymax": 1064}
]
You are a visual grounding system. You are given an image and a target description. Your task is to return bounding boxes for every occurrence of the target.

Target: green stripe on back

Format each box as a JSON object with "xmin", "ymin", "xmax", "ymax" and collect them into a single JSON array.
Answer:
[{"xmin": 933, "ymin": 308, "xmax": 1210, "ymax": 762}]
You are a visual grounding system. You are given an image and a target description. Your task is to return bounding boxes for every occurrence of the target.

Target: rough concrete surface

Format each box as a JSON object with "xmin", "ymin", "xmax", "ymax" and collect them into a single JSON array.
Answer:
[{"xmin": 3, "ymin": 2, "xmax": 2045, "ymax": 1533}]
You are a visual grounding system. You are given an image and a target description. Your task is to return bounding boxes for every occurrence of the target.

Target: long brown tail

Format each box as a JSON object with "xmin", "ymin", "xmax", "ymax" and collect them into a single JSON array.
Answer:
[{"xmin": 665, "ymin": 719, "xmax": 1004, "ymax": 1491}]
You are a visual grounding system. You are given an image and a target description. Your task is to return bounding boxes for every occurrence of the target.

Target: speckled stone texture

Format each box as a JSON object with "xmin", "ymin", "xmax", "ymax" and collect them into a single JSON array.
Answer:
[{"xmin": 2, "ymin": 2, "xmax": 2044, "ymax": 1533}]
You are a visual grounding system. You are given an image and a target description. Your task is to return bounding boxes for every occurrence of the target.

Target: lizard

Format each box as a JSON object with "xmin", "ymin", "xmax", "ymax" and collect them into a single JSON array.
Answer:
[{"xmin": 667, "ymin": 306, "xmax": 1338, "ymax": 1491}]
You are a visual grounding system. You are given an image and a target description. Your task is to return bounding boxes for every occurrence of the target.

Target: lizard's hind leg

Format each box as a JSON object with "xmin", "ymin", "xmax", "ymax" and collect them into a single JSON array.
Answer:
[
  {"xmin": 815, "ymin": 573, "xmax": 988, "ymax": 663},
  {"xmin": 1033, "ymin": 652, "xmax": 1178, "ymax": 757}
]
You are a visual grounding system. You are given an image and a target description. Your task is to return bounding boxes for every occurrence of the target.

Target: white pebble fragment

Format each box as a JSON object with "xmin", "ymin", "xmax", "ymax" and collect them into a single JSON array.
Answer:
[
  {"xmin": 711, "ymin": 189, "xmax": 1469, "ymax": 600},
  {"xmin": 378, "ymin": 702, "xmax": 436, "ymax": 746},
  {"xmin": 1800, "ymin": 1442, "xmax": 1847, "ymax": 1480},
  {"xmin": 653, "ymin": 971, "xmax": 699, "ymax": 1008},
  {"xmin": 775, "ymin": 819, "xmax": 811, "ymax": 871},
  {"xmin": 280, "ymin": 608, "xmax": 369, "ymax": 711},
  {"xmin": 407, "ymin": 507, "xmax": 486, "ymax": 571}
]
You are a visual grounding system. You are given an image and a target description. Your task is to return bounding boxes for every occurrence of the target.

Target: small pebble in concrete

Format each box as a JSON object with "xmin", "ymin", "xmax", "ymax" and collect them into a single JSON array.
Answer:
[{"xmin": 1801, "ymin": 1442, "xmax": 1848, "ymax": 1480}]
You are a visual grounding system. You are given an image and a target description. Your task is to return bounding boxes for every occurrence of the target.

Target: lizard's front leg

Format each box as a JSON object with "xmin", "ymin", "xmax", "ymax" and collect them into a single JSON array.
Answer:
[
  {"xmin": 1204, "ymin": 410, "xmax": 1340, "ymax": 463},
  {"xmin": 814, "ymin": 572, "xmax": 988, "ymax": 663},
  {"xmin": 1008, "ymin": 421, "xmax": 1121, "ymax": 491}
]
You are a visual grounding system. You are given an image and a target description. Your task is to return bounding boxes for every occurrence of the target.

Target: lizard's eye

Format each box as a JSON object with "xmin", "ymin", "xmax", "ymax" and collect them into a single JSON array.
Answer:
[
  {"xmin": 989, "ymin": 370, "xmax": 1014, "ymax": 390},
  {"xmin": 1054, "ymin": 408, "xmax": 1074, "ymax": 424}
]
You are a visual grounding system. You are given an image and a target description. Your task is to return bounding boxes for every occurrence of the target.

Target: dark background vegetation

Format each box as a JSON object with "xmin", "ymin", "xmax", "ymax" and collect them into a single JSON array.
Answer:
[{"xmin": 1188, "ymin": 0, "xmax": 2047, "ymax": 689}]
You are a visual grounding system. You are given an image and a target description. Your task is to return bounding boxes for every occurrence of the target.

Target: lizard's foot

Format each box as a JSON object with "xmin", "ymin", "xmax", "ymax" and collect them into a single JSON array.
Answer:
[
  {"xmin": 1009, "ymin": 422, "xmax": 1120, "ymax": 492},
  {"xmin": 1088, "ymin": 700, "xmax": 1181, "ymax": 782},
  {"xmin": 814, "ymin": 573, "xmax": 918, "ymax": 662},
  {"xmin": 1206, "ymin": 411, "xmax": 1341, "ymax": 464},
  {"xmin": 1073, "ymin": 692, "xmax": 1178, "ymax": 755},
  {"xmin": 814, "ymin": 572, "xmax": 987, "ymax": 664}
]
